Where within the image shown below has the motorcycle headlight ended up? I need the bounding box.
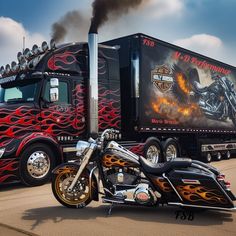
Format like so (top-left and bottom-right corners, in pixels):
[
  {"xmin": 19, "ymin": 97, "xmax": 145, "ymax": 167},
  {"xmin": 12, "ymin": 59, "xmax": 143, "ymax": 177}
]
[{"xmin": 76, "ymin": 141, "xmax": 90, "ymax": 156}]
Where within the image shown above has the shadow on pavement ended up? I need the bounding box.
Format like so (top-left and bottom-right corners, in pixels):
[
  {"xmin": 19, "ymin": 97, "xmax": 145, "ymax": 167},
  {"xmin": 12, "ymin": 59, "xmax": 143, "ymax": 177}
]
[{"xmin": 22, "ymin": 204, "xmax": 234, "ymax": 230}]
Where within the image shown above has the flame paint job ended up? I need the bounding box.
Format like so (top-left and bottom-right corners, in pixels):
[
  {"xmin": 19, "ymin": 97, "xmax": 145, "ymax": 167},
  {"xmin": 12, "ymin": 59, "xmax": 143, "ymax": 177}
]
[
  {"xmin": 152, "ymin": 177, "xmax": 173, "ymax": 192},
  {"xmin": 102, "ymin": 154, "xmax": 136, "ymax": 168},
  {"xmin": 176, "ymin": 185, "xmax": 229, "ymax": 205},
  {"xmin": 128, "ymin": 144, "xmax": 145, "ymax": 156},
  {"xmin": 98, "ymin": 85, "xmax": 121, "ymax": 130},
  {"xmin": 0, "ymin": 159, "xmax": 18, "ymax": 183}
]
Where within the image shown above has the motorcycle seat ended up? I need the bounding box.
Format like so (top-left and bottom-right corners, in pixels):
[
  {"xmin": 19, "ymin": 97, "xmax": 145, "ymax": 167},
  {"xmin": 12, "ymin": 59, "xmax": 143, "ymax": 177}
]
[
  {"xmin": 193, "ymin": 81, "xmax": 209, "ymax": 93},
  {"xmin": 139, "ymin": 156, "xmax": 192, "ymax": 175}
]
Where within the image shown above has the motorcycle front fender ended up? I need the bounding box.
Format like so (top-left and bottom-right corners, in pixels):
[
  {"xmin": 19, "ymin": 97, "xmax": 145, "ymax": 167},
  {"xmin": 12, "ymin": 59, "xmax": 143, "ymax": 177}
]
[{"xmin": 51, "ymin": 162, "xmax": 99, "ymax": 201}]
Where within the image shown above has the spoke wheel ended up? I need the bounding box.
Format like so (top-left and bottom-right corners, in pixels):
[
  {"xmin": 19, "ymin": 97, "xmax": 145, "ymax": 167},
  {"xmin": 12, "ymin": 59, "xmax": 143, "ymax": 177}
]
[{"xmin": 52, "ymin": 167, "xmax": 92, "ymax": 208}]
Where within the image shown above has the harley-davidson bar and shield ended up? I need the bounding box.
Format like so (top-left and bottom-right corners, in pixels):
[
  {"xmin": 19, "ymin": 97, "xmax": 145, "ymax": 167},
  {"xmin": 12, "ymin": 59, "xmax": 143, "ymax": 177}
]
[{"xmin": 51, "ymin": 129, "xmax": 236, "ymax": 211}]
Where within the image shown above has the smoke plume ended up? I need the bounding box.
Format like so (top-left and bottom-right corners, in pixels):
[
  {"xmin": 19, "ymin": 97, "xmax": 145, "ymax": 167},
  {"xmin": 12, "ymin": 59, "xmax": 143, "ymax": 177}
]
[
  {"xmin": 52, "ymin": 11, "xmax": 88, "ymax": 43},
  {"xmin": 51, "ymin": 0, "xmax": 145, "ymax": 42},
  {"xmin": 89, "ymin": 0, "xmax": 144, "ymax": 33}
]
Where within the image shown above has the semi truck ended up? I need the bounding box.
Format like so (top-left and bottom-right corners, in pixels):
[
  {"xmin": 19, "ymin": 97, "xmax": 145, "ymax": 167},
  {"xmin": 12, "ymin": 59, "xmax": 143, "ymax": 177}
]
[{"xmin": 0, "ymin": 32, "xmax": 236, "ymax": 186}]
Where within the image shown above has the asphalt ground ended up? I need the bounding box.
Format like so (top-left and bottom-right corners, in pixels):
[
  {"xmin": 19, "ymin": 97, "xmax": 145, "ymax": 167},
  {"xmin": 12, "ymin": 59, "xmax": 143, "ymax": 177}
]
[{"xmin": 0, "ymin": 159, "xmax": 236, "ymax": 236}]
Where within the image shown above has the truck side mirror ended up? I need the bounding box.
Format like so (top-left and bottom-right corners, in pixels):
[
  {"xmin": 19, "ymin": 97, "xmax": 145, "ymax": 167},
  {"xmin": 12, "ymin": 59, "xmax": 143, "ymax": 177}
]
[
  {"xmin": 50, "ymin": 87, "xmax": 59, "ymax": 102},
  {"xmin": 49, "ymin": 78, "xmax": 59, "ymax": 102}
]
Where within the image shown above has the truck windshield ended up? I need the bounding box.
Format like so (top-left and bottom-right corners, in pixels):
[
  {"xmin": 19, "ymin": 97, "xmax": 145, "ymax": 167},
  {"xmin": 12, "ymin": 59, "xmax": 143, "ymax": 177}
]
[{"xmin": 0, "ymin": 79, "xmax": 40, "ymax": 103}]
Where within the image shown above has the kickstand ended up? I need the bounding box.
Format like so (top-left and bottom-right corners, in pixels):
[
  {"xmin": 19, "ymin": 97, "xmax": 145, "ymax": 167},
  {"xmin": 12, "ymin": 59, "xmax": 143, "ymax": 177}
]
[{"xmin": 107, "ymin": 203, "xmax": 114, "ymax": 216}]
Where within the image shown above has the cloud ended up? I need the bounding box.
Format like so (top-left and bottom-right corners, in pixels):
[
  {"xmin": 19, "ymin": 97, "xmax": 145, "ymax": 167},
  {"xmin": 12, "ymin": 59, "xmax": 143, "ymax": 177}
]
[
  {"xmin": 144, "ymin": 0, "xmax": 184, "ymax": 19},
  {"xmin": 173, "ymin": 34, "xmax": 225, "ymax": 59},
  {"xmin": 0, "ymin": 17, "xmax": 46, "ymax": 66}
]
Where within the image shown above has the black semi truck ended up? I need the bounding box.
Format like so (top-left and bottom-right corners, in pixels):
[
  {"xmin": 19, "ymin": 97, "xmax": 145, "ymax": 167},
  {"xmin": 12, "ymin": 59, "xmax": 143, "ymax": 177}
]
[{"xmin": 0, "ymin": 32, "xmax": 236, "ymax": 186}]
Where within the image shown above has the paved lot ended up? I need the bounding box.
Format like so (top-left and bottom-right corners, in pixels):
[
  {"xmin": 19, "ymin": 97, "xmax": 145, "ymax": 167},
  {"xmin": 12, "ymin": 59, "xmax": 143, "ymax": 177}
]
[{"xmin": 0, "ymin": 159, "xmax": 236, "ymax": 236}]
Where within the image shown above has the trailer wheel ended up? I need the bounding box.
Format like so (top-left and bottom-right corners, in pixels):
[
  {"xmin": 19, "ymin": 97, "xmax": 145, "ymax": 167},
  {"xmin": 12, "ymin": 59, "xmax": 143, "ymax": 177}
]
[
  {"xmin": 202, "ymin": 153, "xmax": 212, "ymax": 163},
  {"xmin": 144, "ymin": 140, "xmax": 163, "ymax": 164},
  {"xmin": 162, "ymin": 139, "xmax": 179, "ymax": 162},
  {"xmin": 19, "ymin": 143, "xmax": 55, "ymax": 186},
  {"xmin": 223, "ymin": 151, "xmax": 231, "ymax": 159},
  {"xmin": 215, "ymin": 152, "xmax": 222, "ymax": 161}
]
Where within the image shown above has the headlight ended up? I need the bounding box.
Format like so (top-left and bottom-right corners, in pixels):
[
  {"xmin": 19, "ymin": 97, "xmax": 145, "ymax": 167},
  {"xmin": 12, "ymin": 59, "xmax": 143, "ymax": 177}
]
[
  {"xmin": 0, "ymin": 148, "xmax": 5, "ymax": 158},
  {"xmin": 76, "ymin": 141, "xmax": 90, "ymax": 156}
]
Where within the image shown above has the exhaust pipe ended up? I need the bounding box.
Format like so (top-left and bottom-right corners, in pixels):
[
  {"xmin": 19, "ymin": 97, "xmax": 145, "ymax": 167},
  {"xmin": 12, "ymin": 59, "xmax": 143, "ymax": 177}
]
[{"xmin": 88, "ymin": 29, "xmax": 98, "ymax": 137}]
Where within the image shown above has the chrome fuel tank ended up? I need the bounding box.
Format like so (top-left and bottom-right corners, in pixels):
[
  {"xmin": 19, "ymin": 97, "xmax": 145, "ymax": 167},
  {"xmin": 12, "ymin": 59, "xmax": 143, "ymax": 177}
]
[{"xmin": 102, "ymin": 141, "xmax": 140, "ymax": 168}]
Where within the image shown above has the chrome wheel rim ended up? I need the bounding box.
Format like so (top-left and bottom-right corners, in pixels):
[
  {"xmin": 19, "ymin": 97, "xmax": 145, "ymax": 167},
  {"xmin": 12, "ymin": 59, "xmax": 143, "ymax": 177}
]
[
  {"xmin": 27, "ymin": 151, "xmax": 50, "ymax": 179},
  {"xmin": 146, "ymin": 145, "xmax": 160, "ymax": 164},
  {"xmin": 216, "ymin": 152, "xmax": 221, "ymax": 160},
  {"xmin": 166, "ymin": 144, "xmax": 177, "ymax": 161}
]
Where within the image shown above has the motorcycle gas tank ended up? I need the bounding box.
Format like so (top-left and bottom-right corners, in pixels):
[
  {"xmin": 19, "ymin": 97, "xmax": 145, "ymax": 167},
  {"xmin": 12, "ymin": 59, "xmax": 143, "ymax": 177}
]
[{"xmin": 102, "ymin": 141, "xmax": 140, "ymax": 168}]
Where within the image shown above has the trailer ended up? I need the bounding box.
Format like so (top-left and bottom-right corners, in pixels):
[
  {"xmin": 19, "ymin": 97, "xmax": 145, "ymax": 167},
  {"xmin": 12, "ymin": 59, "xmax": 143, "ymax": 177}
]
[{"xmin": 0, "ymin": 33, "xmax": 235, "ymax": 186}]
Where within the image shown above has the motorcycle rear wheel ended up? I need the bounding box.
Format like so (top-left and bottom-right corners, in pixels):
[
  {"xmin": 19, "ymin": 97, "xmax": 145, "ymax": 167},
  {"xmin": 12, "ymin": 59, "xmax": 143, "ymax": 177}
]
[{"xmin": 52, "ymin": 167, "xmax": 92, "ymax": 208}]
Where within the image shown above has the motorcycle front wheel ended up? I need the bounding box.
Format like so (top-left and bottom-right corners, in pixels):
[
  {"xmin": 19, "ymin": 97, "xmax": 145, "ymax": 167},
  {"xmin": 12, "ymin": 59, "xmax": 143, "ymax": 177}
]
[{"xmin": 52, "ymin": 167, "xmax": 92, "ymax": 208}]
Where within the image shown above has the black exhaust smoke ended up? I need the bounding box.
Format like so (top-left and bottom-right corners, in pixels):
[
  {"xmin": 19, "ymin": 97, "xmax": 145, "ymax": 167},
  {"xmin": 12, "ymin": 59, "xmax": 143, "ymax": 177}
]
[{"xmin": 89, "ymin": 0, "xmax": 144, "ymax": 33}]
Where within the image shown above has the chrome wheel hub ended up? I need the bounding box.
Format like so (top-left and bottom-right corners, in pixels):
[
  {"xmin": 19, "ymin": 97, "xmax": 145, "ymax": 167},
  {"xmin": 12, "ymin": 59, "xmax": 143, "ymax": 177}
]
[
  {"xmin": 166, "ymin": 144, "xmax": 177, "ymax": 161},
  {"xmin": 146, "ymin": 145, "xmax": 160, "ymax": 164},
  {"xmin": 27, "ymin": 151, "xmax": 50, "ymax": 179}
]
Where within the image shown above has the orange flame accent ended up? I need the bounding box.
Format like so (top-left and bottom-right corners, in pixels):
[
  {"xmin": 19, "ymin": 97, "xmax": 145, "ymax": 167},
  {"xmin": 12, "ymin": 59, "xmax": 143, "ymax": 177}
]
[
  {"xmin": 176, "ymin": 73, "xmax": 191, "ymax": 94},
  {"xmin": 152, "ymin": 97, "xmax": 200, "ymax": 118},
  {"xmin": 176, "ymin": 185, "xmax": 228, "ymax": 205},
  {"xmin": 102, "ymin": 154, "xmax": 133, "ymax": 167},
  {"xmin": 152, "ymin": 177, "xmax": 173, "ymax": 192}
]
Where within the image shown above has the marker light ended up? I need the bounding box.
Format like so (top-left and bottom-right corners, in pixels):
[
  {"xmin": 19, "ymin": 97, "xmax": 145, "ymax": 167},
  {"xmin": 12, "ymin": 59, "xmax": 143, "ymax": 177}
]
[
  {"xmin": 0, "ymin": 66, "xmax": 4, "ymax": 75},
  {"xmin": 42, "ymin": 41, "xmax": 49, "ymax": 52},
  {"xmin": 11, "ymin": 61, "xmax": 19, "ymax": 72},
  {"xmin": 50, "ymin": 39, "xmax": 56, "ymax": 49},
  {"xmin": 5, "ymin": 64, "xmax": 11, "ymax": 74},
  {"xmin": 32, "ymin": 44, "xmax": 40, "ymax": 55},
  {"xmin": 23, "ymin": 48, "xmax": 33, "ymax": 59},
  {"xmin": 17, "ymin": 52, "xmax": 24, "ymax": 62}
]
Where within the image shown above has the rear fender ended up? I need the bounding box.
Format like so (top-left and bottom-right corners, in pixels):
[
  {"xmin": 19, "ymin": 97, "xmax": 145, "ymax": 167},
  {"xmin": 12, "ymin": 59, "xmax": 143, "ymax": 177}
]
[{"xmin": 52, "ymin": 162, "xmax": 99, "ymax": 201}]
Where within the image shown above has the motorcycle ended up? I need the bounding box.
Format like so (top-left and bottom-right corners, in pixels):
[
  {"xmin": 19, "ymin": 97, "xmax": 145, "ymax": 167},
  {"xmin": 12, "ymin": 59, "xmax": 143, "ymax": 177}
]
[
  {"xmin": 51, "ymin": 129, "xmax": 236, "ymax": 211},
  {"xmin": 192, "ymin": 76, "xmax": 236, "ymax": 126}
]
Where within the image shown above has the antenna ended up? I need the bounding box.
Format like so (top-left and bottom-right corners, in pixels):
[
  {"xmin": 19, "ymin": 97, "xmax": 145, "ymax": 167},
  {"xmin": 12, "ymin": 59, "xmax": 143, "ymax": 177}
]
[{"xmin": 23, "ymin": 36, "xmax": 25, "ymax": 53}]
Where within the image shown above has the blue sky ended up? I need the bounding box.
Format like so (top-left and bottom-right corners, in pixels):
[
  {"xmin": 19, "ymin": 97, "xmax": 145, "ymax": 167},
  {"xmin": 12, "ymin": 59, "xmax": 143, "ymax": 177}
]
[{"xmin": 0, "ymin": 0, "xmax": 236, "ymax": 66}]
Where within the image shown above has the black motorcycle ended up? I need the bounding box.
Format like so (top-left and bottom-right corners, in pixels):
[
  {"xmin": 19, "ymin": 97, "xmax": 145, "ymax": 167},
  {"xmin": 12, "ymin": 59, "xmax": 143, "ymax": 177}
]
[
  {"xmin": 192, "ymin": 76, "xmax": 236, "ymax": 126},
  {"xmin": 52, "ymin": 129, "xmax": 236, "ymax": 211}
]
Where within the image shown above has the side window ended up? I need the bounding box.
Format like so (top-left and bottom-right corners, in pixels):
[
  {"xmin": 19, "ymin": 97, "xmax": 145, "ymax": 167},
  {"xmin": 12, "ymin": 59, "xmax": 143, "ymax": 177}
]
[{"xmin": 43, "ymin": 79, "xmax": 69, "ymax": 104}]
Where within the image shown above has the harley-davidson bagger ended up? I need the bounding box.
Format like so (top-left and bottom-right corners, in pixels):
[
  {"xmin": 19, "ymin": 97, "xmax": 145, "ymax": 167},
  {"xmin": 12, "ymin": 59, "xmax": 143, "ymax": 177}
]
[{"xmin": 51, "ymin": 129, "xmax": 236, "ymax": 211}]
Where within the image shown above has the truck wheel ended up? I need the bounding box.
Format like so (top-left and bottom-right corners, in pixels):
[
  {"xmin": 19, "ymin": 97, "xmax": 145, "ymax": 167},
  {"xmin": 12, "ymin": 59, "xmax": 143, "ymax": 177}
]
[
  {"xmin": 144, "ymin": 140, "xmax": 163, "ymax": 164},
  {"xmin": 162, "ymin": 139, "xmax": 179, "ymax": 162},
  {"xmin": 19, "ymin": 144, "xmax": 55, "ymax": 186},
  {"xmin": 202, "ymin": 153, "xmax": 212, "ymax": 163}
]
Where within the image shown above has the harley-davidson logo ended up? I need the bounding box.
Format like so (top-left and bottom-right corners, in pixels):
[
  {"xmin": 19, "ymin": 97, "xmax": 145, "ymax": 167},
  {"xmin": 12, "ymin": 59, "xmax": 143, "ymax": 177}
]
[{"xmin": 151, "ymin": 65, "xmax": 173, "ymax": 92}]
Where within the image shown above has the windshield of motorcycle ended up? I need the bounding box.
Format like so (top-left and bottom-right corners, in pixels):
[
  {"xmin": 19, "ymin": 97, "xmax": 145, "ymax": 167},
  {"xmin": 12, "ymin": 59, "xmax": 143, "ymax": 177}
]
[{"xmin": 0, "ymin": 79, "xmax": 41, "ymax": 103}]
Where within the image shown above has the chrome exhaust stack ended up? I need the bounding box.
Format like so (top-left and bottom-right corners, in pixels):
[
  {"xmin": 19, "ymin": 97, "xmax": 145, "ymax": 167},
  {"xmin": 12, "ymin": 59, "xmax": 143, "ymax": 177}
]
[{"xmin": 88, "ymin": 29, "xmax": 98, "ymax": 137}]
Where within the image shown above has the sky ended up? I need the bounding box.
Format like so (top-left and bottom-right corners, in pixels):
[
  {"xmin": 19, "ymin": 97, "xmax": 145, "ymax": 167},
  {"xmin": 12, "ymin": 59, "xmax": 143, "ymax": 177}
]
[{"xmin": 0, "ymin": 0, "xmax": 236, "ymax": 67}]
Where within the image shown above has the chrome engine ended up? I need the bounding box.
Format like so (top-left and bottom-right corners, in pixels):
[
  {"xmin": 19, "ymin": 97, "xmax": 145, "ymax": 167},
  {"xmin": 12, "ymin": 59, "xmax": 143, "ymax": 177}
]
[{"xmin": 114, "ymin": 183, "xmax": 157, "ymax": 205}]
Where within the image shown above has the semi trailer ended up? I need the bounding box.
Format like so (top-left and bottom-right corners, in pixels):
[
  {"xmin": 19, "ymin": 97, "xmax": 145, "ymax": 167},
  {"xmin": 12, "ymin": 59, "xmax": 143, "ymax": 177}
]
[{"xmin": 0, "ymin": 32, "xmax": 236, "ymax": 186}]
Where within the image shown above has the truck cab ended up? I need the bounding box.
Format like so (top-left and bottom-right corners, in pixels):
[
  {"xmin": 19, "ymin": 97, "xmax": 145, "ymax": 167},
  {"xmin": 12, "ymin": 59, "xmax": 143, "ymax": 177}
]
[{"xmin": 0, "ymin": 41, "xmax": 121, "ymax": 186}]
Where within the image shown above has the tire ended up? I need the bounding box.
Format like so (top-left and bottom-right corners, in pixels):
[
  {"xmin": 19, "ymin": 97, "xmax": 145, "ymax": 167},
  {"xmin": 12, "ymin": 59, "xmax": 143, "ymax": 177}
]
[
  {"xmin": 52, "ymin": 166, "xmax": 92, "ymax": 208},
  {"xmin": 223, "ymin": 151, "xmax": 231, "ymax": 160},
  {"xmin": 162, "ymin": 139, "xmax": 179, "ymax": 162},
  {"xmin": 215, "ymin": 152, "xmax": 222, "ymax": 161},
  {"xmin": 143, "ymin": 139, "xmax": 163, "ymax": 164},
  {"xmin": 201, "ymin": 152, "xmax": 212, "ymax": 163},
  {"xmin": 19, "ymin": 143, "xmax": 55, "ymax": 186}
]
